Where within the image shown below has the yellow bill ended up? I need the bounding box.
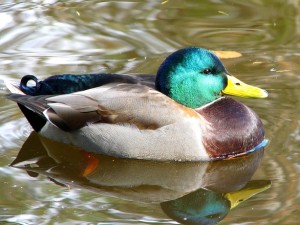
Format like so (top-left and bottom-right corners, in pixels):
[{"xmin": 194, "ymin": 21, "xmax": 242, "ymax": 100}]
[
  {"xmin": 222, "ymin": 75, "xmax": 268, "ymax": 98},
  {"xmin": 225, "ymin": 180, "xmax": 271, "ymax": 209}
]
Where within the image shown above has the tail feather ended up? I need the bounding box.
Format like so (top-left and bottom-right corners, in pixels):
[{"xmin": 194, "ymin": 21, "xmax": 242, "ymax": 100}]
[
  {"xmin": 4, "ymin": 80, "xmax": 25, "ymax": 95},
  {"xmin": 6, "ymin": 94, "xmax": 50, "ymax": 116},
  {"xmin": 17, "ymin": 104, "xmax": 47, "ymax": 132},
  {"xmin": 6, "ymin": 93, "xmax": 51, "ymax": 132}
]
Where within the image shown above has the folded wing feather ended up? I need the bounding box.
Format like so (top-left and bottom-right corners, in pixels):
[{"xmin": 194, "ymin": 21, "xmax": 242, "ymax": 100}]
[{"xmin": 8, "ymin": 83, "xmax": 199, "ymax": 131}]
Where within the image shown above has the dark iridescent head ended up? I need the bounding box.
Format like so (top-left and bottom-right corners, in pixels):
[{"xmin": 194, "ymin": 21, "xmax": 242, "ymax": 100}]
[{"xmin": 155, "ymin": 47, "xmax": 268, "ymax": 108}]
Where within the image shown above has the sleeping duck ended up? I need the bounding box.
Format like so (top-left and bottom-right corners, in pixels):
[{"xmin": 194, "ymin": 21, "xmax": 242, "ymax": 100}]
[{"xmin": 6, "ymin": 47, "xmax": 268, "ymax": 161}]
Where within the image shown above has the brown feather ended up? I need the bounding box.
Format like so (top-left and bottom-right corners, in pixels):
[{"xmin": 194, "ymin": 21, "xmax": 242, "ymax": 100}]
[
  {"xmin": 46, "ymin": 103, "xmax": 102, "ymax": 130},
  {"xmin": 6, "ymin": 94, "xmax": 50, "ymax": 117},
  {"xmin": 45, "ymin": 83, "xmax": 200, "ymax": 130},
  {"xmin": 196, "ymin": 97, "xmax": 264, "ymax": 159},
  {"xmin": 7, "ymin": 83, "xmax": 200, "ymax": 131}
]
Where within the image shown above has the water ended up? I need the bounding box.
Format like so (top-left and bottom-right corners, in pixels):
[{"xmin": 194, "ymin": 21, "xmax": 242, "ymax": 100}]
[{"xmin": 1, "ymin": 0, "xmax": 300, "ymax": 224}]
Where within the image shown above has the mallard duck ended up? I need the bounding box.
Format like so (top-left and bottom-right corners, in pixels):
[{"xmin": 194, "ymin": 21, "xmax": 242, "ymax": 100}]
[{"xmin": 6, "ymin": 47, "xmax": 268, "ymax": 161}]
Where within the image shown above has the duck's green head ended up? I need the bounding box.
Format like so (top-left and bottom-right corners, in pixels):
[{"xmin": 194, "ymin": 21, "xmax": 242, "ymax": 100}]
[{"xmin": 156, "ymin": 47, "xmax": 268, "ymax": 108}]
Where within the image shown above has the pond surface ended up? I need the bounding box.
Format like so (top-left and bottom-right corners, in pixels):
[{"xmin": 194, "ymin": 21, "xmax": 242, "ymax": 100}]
[{"xmin": 0, "ymin": 0, "xmax": 300, "ymax": 224}]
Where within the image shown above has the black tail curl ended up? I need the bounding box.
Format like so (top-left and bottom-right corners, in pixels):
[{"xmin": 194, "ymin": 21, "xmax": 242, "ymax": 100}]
[{"xmin": 20, "ymin": 75, "xmax": 40, "ymax": 95}]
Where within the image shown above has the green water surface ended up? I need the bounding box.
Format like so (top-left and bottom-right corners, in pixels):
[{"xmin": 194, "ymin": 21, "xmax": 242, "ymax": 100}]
[{"xmin": 0, "ymin": 1, "xmax": 300, "ymax": 224}]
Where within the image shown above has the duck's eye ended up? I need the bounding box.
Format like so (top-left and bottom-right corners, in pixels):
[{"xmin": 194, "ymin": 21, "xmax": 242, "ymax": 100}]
[{"xmin": 202, "ymin": 68, "xmax": 212, "ymax": 74}]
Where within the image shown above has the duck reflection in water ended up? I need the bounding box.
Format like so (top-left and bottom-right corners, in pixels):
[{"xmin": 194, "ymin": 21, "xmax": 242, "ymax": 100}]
[{"xmin": 11, "ymin": 132, "xmax": 270, "ymax": 225}]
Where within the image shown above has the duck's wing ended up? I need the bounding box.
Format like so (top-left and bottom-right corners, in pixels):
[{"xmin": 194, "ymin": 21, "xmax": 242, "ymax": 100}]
[{"xmin": 7, "ymin": 83, "xmax": 199, "ymax": 131}]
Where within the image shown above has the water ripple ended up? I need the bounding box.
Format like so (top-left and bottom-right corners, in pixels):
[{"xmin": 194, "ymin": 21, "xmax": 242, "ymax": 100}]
[{"xmin": 1, "ymin": 0, "xmax": 300, "ymax": 224}]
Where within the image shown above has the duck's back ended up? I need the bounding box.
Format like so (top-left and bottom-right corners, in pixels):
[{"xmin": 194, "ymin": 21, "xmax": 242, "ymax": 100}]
[{"xmin": 19, "ymin": 73, "xmax": 155, "ymax": 96}]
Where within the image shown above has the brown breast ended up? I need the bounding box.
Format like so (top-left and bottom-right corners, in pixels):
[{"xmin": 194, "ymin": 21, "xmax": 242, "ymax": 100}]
[{"xmin": 196, "ymin": 97, "xmax": 265, "ymax": 160}]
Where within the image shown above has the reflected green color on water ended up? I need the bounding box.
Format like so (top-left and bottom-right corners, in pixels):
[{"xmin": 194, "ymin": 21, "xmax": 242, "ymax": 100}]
[{"xmin": 0, "ymin": 0, "xmax": 300, "ymax": 224}]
